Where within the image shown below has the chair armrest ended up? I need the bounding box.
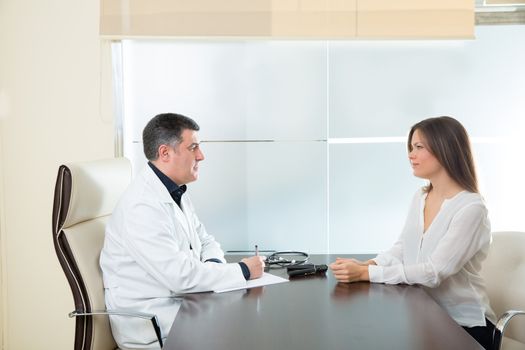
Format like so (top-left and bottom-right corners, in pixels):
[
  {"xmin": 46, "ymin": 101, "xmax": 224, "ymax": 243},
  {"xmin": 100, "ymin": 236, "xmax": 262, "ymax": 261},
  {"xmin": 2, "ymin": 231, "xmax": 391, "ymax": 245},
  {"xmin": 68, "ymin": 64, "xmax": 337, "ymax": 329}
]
[
  {"xmin": 493, "ymin": 310, "xmax": 525, "ymax": 350},
  {"xmin": 69, "ymin": 309, "xmax": 163, "ymax": 348}
]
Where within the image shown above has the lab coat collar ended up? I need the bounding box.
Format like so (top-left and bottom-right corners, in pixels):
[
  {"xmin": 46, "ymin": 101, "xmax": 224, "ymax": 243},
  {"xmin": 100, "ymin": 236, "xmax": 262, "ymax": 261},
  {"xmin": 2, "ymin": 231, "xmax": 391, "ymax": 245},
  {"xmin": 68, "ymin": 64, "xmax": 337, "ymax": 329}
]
[
  {"xmin": 142, "ymin": 165, "xmax": 176, "ymax": 204},
  {"xmin": 142, "ymin": 165, "xmax": 194, "ymax": 239},
  {"xmin": 147, "ymin": 161, "xmax": 187, "ymax": 205}
]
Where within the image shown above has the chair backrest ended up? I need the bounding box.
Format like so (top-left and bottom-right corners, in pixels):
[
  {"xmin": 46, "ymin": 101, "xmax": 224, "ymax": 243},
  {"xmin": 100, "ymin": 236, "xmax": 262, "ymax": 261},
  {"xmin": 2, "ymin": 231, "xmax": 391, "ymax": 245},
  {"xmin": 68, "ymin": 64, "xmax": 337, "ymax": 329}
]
[
  {"xmin": 480, "ymin": 231, "xmax": 525, "ymax": 344},
  {"xmin": 52, "ymin": 158, "xmax": 132, "ymax": 350}
]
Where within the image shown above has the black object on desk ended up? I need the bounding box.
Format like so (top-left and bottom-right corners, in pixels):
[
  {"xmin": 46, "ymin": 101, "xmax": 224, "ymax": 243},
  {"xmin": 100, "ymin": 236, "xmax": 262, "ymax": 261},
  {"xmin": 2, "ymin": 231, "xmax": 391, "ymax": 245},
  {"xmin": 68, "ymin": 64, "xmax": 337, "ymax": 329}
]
[{"xmin": 287, "ymin": 264, "xmax": 328, "ymax": 277}]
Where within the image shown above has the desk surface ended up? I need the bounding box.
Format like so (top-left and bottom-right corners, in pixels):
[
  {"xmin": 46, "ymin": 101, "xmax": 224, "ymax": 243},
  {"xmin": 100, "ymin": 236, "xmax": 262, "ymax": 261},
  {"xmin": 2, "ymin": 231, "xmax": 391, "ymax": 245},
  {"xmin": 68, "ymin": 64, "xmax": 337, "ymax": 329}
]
[{"xmin": 165, "ymin": 255, "xmax": 482, "ymax": 350}]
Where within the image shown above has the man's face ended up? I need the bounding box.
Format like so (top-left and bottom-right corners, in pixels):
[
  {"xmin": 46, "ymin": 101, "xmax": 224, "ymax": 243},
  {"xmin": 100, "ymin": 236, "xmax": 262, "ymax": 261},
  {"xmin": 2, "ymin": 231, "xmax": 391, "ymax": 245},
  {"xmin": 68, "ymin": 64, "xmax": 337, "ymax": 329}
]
[{"xmin": 164, "ymin": 129, "xmax": 205, "ymax": 185}]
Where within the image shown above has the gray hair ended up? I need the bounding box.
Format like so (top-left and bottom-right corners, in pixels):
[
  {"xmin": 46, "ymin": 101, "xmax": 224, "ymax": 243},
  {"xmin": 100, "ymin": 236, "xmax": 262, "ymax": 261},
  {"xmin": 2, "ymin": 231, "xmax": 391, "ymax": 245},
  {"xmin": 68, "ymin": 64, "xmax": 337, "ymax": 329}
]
[{"xmin": 142, "ymin": 113, "xmax": 200, "ymax": 161}]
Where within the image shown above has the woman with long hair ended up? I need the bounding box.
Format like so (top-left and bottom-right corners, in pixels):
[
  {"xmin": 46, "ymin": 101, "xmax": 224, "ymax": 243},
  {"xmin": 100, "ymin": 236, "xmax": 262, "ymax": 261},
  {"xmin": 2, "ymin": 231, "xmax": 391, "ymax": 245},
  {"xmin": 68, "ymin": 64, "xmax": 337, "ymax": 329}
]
[{"xmin": 330, "ymin": 116, "xmax": 496, "ymax": 350}]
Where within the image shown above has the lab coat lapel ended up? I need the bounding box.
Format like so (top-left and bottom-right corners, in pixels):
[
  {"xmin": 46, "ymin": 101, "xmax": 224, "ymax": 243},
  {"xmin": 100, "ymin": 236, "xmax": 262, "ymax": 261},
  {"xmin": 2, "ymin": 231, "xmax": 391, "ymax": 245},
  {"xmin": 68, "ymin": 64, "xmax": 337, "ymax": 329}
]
[
  {"xmin": 143, "ymin": 166, "xmax": 192, "ymax": 240},
  {"xmin": 172, "ymin": 201, "xmax": 191, "ymax": 239},
  {"xmin": 180, "ymin": 196, "xmax": 200, "ymax": 258}
]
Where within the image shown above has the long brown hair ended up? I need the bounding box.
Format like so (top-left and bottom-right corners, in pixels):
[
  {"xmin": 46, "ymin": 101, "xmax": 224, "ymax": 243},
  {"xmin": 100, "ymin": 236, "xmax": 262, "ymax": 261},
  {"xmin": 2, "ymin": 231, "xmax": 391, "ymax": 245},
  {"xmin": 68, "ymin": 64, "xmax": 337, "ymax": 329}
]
[{"xmin": 408, "ymin": 116, "xmax": 478, "ymax": 193}]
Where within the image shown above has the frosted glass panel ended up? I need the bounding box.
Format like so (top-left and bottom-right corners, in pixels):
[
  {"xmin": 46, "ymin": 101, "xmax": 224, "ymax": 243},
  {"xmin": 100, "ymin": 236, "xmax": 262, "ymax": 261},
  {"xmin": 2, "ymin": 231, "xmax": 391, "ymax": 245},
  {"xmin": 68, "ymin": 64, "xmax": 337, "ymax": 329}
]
[
  {"xmin": 189, "ymin": 141, "xmax": 328, "ymax": 252},
  {"xmin": 329, "ymin": 143, "xmax": 424, "ymax": 254},
  {"xmin": 119, "ymin": 24, "xmax": 525, "ymax": 255},
  {"xmin": 185, "ymin": 142, "xmax": 249, "ymax": 251},
  {"xmin": 329, "ymin": 25, "xmax": 525, "ymax": 138},
  {"xmin": 474, "ymin": 141, "xmax": 525, "ymax": 233},
  {"xmin": 125, "ymin": 141, "xmax": 327, "ymax": 252},
  {"xmin": 122, "ymin": 41, "xmax": 327, "ymax": 142}
]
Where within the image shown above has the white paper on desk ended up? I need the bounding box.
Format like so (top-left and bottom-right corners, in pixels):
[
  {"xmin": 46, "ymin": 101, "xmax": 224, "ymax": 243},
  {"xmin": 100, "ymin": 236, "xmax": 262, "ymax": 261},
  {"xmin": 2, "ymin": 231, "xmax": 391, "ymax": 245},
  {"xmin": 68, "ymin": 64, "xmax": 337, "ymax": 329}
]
[{"xmin": 214, "ymin": 272, "xmax": 288, "ymax": 293}]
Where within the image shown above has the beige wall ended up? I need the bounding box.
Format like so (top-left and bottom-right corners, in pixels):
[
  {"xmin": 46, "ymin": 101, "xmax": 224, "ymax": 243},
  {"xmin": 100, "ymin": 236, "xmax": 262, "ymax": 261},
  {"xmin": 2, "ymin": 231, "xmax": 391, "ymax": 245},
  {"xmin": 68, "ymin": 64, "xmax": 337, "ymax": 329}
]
[
  {"xmin": 0, "ymin": 0, "xmax": 114, "ymax": 349},
  {"xmin": 1, "ymin": 117, "xmax": 6, "ymax": 348}
]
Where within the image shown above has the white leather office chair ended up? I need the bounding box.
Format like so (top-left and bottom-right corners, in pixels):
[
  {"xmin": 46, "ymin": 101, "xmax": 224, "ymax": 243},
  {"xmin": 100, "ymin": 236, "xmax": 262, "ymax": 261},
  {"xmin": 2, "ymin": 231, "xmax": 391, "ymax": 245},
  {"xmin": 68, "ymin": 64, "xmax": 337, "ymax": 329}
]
[
  {"xmin": 480, "ymin": 231, "xmax": 525, "ymax": 350},
  {"xmin": 52, "ymin": 158, "xmax": 163, "ymax": 350}
]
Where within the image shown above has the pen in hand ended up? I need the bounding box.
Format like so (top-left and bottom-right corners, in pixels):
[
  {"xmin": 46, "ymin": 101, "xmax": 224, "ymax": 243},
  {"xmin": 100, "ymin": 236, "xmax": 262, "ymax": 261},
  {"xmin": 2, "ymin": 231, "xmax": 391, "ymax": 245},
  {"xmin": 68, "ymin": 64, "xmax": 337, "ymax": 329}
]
[{"xmin": 255, "ymin": 244, "xmax": 259, "ymax": 256}]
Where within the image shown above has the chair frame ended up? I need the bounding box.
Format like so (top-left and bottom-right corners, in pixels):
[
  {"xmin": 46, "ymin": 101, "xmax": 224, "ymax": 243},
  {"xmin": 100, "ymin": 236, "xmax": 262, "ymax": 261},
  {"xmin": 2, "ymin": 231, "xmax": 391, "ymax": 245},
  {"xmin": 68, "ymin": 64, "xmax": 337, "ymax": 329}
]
[
  {"xmin": 52, "ymin": 162, "xmax": 163, "ymax": 349},
  {"xmin": 493, "ymin": 310, "xmax": 525, "ymax": 350},
  {"xmin": 483, "ymin": 231, "xmax": 525, "ymax": 350}
]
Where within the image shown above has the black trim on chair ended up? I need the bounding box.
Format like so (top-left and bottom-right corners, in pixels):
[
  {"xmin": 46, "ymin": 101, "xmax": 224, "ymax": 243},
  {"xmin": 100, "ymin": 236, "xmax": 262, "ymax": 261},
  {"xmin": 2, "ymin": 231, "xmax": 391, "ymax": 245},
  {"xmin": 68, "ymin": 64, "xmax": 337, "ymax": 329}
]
[
  {"xmin": 53, "ymin": 166, "xmax": 71, "ymax": 235},
  {"xmin": 52, "ymin": 165, "xmax": 93, "ymax": 350}
]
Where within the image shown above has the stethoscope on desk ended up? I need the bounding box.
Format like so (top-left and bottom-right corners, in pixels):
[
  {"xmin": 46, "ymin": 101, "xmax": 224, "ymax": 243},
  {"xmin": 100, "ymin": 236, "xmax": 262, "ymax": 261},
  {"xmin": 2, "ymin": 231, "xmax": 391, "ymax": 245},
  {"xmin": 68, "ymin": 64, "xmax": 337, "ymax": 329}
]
[{"xmin": 266, "ymin": 251, "xmax": 309, "ymax": 268}]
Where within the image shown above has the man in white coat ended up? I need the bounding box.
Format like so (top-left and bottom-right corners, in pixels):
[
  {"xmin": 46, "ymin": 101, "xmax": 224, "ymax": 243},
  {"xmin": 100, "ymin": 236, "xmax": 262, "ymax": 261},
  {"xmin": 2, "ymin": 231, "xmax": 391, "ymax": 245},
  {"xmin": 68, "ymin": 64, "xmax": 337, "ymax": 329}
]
[{"xmin": 100, "ymin": 113, "xmax": 265, "ymax": 349}]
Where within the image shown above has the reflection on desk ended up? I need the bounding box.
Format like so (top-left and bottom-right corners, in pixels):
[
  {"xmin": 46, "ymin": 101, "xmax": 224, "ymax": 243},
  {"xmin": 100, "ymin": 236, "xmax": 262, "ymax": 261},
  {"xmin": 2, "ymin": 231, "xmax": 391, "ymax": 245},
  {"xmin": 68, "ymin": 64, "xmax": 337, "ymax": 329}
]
[{"xmin": 165, "ymin": 255, "xmax": 482, "ymax": 350}]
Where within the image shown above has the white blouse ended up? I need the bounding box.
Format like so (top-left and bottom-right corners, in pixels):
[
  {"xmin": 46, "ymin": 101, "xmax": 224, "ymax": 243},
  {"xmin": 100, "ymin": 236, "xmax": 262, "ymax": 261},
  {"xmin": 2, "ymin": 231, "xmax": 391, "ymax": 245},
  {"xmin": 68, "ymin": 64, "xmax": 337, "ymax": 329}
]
[{"xmin": 368, "ymin": 189, "xmax": 496, "ymax": 327}]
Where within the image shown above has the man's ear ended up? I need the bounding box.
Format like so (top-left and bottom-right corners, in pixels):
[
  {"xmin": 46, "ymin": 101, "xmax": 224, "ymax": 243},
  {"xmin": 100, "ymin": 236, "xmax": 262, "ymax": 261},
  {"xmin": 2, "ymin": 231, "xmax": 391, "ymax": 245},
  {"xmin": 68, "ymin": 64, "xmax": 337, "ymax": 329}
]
[{"xmin": 158, "ymin": 144, "xmax": 171, "ymax": 162}]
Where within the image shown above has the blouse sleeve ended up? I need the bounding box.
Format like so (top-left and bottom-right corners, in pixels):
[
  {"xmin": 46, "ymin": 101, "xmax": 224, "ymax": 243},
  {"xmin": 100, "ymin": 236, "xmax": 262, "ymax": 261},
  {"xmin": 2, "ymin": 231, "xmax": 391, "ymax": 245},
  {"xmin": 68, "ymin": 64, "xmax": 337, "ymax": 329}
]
[
  {"xmin": 368, "ymin": 203, "xmax": 490, "ymax": 287},
  {"xmin": 373, "ymin": 238, "xmax": 403, "ymax": 266}
]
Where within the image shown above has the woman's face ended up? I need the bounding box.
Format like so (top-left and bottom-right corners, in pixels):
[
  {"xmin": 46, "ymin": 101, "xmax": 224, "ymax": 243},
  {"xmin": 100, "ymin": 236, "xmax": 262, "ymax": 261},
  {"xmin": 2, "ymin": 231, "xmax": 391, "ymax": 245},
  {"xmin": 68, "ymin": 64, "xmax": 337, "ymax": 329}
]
[{"xmin": 408, "ymin": 129, "xmax": 443, "ymax": 180}]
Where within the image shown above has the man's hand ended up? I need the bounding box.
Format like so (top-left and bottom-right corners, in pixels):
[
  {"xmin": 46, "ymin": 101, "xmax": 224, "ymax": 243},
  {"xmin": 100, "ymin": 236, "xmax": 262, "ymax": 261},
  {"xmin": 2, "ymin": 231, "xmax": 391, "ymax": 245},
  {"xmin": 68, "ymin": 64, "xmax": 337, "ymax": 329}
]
[{"xmin": 241, "ymin": 256, "xmax": 266, "ymax": 280}]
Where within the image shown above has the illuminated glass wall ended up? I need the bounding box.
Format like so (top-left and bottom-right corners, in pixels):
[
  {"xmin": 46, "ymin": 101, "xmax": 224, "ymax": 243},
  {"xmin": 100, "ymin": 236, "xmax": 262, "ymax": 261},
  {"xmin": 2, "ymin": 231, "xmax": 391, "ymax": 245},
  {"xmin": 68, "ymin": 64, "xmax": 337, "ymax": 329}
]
[{"xmin": 118, "ymin": 25, "xmax": 525, "ymax": 253}]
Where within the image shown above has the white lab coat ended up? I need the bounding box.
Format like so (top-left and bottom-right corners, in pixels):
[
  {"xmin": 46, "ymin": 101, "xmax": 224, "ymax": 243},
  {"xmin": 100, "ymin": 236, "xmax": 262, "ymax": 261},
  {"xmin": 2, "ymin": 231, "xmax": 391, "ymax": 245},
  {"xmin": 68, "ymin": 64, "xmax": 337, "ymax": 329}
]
[{"xmin": 100, "ymin": 165, "xmax": 246, "ymax": 349}]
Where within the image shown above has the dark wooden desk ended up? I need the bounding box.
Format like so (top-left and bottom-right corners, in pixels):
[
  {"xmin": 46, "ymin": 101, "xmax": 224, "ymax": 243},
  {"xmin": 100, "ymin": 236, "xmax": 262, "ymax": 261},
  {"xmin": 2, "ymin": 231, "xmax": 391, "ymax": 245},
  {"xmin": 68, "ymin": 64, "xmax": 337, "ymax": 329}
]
[{"xmin": 165, "ymin": 255, "xmax": 482, "ymax": 350}]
